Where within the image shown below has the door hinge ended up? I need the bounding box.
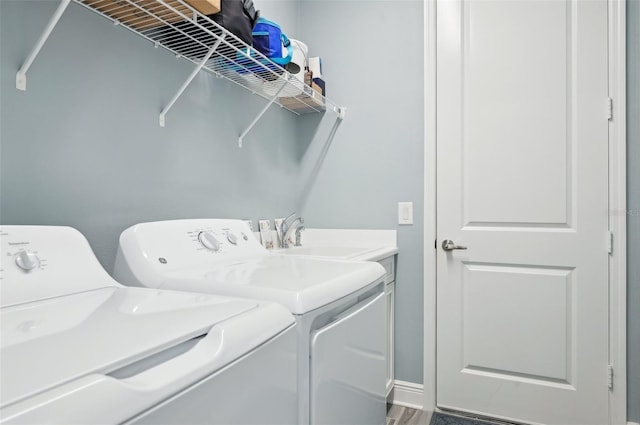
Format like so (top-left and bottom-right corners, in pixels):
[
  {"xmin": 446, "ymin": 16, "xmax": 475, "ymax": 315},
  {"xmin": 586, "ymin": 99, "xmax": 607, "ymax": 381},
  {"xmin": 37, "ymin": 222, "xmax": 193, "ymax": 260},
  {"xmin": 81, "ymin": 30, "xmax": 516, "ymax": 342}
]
[
  {"xmin": 607, "ymin": 230, "xmax": 613, "ymax": 255},
  {"xmin": 608, "ymin": 365, "xmax": 614, "ymax": 389},
  {"xmin": 607, "ymin": 97, "xmax": 613, "ymax": 120}
]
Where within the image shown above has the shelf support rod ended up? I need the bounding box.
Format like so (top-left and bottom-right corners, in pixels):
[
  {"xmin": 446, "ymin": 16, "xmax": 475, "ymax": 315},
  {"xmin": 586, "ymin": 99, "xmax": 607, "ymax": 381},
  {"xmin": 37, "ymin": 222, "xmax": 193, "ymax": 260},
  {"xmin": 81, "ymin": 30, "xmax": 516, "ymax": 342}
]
[
  {"xmin": 159, "ymin": 35, "xmax": 225, "ymax": 127},
  {"xmin": 16, "ymin": 0, "xmax": 71, "ymax": 91},
  {"xmin": 238, "ymin": 80, "xmax": 288, "ymax": 148}
]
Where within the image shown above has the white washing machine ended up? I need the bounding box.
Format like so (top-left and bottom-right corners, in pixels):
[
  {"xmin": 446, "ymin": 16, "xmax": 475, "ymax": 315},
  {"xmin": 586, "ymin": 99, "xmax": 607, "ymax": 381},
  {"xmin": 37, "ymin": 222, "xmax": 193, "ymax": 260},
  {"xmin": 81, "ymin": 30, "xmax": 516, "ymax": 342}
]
[
  {"xmin": 0, "ymin": 225, "xmax": 297, "ymax": 425},
  {"xmin": 113, "ymin": 219, "xmax": 387, "ymax": 425}
]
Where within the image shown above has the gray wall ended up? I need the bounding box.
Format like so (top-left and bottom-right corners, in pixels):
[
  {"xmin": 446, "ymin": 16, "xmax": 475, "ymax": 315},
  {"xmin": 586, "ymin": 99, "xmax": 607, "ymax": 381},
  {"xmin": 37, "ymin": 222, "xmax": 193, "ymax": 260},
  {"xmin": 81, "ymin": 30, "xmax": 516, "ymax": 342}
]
[
  {"xmin": 627, "ymin": 0, "xmax": 640, "ymax": 421},
  {"xmin": 1, "ymin": 0, "xmax": 301, "ymax": 271},
  {"xmin": 295, "ymin": 1, "xmax": 425, "ymax": 384},
  {"xmin": 2, "ymin": 0, "xmax": 425, "ymax": 387},
  {"xmin": 1, "ymin": 0, "xmax": 638, "ymax": 419}
]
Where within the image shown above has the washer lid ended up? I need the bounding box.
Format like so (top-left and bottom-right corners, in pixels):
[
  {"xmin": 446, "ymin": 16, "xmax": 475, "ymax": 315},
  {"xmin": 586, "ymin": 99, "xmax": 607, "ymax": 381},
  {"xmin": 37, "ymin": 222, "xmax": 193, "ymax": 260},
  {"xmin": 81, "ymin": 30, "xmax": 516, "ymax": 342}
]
[
  {"xmin": 161, "ymin": 255, "xmax": 386, "ymax": 314},
  {"xmin": 0, "ymin": 286, "xmax": 267, "ymax": 408}
]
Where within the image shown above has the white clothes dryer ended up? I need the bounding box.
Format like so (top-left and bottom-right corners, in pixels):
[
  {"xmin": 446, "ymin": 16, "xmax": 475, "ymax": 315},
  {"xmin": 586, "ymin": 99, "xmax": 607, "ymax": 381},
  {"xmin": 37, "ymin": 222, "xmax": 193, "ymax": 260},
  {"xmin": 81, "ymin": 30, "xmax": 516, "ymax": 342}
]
[
  {"xmin": 113, "ymin": 219, "xmax": 387, "ymax": 425},
  {"xmin": 0, "ymin": 225, "xmax": 297, "ymax": 425}
]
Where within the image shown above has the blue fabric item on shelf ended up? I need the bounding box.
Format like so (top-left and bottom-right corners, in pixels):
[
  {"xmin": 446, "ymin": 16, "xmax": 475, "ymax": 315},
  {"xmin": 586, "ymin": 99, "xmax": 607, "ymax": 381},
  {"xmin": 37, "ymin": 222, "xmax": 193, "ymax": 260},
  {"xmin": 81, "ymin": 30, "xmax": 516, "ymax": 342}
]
[
  {"xmin": 251, "ymin": 18, "xmax": 294, "ymax": 66},
  {"xmin": 214, "ymin": 49, "xmax": 283, "ymax": 77}
]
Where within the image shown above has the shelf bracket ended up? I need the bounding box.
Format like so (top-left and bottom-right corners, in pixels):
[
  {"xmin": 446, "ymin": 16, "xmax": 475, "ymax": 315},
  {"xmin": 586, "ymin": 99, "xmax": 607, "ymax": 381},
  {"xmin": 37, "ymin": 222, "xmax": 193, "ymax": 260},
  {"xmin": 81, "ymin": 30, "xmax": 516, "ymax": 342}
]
[
  {"xmin": 159, "ymin": 35, "xmax": 225, "ymax": 127},
  {"xmin": 16, "ymin": 0, "xmax": 71, "ymax": 91},
  {"xmin": 238, "ymin": 79, "xmax": 288, "ymax": 148},
  {"xmin": 335, "ymin": 106, "xmax": 347, "ymax": 120}
]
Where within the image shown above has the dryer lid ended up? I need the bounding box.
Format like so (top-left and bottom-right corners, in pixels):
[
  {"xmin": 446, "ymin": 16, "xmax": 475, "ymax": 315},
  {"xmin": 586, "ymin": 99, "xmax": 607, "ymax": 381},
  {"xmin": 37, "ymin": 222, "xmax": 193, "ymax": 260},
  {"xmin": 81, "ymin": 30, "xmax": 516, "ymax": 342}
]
[
  {"xmin": 162, "ymin": 255, "xmax": 386, "ymax": 314},
  {"xmin": 0, "ymin": 286, "xmax": 270, "ymax": 408}
]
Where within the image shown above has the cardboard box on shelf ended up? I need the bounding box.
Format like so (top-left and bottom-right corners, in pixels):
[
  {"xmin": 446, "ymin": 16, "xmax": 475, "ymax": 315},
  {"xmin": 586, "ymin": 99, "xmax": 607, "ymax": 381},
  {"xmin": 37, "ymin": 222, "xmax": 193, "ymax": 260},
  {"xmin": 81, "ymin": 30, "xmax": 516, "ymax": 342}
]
[
  {"xmin": 300, "ymin": 71, "xmax": 325, "ymax": 96},
  {"xmin": 82, "ymin": 0, "xmax": 219, "ymax": 31},
  {"xmin": 310, "ymin": 82, "xmax": 322, "ymax": 96},
  {"xmin": 184, "ymin": 0, "xmax": 220, "ymax": 15},
  {"xmin": 279, "ymin": 83, "xmax": 326, "ymax": 113}
]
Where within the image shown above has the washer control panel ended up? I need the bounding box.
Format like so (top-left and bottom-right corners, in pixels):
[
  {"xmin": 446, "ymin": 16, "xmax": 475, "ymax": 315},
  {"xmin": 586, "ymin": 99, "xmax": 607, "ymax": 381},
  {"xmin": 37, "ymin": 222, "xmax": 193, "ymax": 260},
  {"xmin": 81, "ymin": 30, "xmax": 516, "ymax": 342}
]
[
  {"xmin": 183, "ymin": 222, "xmax": 258, "ymax": 257},
  {"xmin": 2, "ymin": 234, "xmax": 48, "ymax": 277},
  {"xmin": 1, "ymin": 226, "xmax": 116, "ymax": 308},
  {"xmin": 115, "ymin": 219, "xmax": 267, "ymax": 282}
]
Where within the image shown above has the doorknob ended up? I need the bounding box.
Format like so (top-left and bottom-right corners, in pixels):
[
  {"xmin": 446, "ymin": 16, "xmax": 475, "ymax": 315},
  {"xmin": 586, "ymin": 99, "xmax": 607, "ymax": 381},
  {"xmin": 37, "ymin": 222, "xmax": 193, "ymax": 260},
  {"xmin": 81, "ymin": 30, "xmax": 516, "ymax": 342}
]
[{"xmin": 441, "ymin": 240, "xmax": 467, "ymax": 251}]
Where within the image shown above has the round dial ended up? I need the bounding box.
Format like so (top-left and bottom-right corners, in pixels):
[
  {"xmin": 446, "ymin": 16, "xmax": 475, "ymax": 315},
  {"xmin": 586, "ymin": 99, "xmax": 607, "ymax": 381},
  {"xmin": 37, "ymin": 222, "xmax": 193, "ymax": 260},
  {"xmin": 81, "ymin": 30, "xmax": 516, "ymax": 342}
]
[
  {"xmin": 15, "ymin": 250, "xmax": 39, "ymax": 271},
  {"xmin": 198, "ymin": 232, "xmax": 220, "ymax": 251},
  {"xmin": 226, "ymin": 231, "xmax": 238, "ymax": 245}
]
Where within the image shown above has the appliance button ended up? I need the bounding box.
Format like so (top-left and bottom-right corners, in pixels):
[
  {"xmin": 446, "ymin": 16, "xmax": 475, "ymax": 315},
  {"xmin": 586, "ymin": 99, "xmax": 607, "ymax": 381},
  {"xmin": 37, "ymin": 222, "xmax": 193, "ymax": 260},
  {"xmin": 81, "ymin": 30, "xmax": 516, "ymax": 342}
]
[
  {"xmin": 198, "ymin": 232, "xmax": 220, "ymax": 251},
  {"xmin": 15, "ymin": 251, "xmax": 39, "ymax": 271},
  {"xmin": 227, "ymin": 232, "xmax": 238, "ymax": 245}
]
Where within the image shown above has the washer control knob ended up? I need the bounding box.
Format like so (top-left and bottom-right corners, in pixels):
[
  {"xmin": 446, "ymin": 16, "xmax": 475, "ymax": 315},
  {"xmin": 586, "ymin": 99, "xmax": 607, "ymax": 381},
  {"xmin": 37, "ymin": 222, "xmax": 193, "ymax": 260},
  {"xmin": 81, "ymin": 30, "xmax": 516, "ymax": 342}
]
[
  {"xmin": 16, "ymin": 251, "xmax": 39, "ymax": 271},
  {"xmin": 198, "ymin": 232, "xmax": 220, "ymax": 251},
  {"xmin": 226, "ymin": 232, "xmax": 238, "ymax": 245}
]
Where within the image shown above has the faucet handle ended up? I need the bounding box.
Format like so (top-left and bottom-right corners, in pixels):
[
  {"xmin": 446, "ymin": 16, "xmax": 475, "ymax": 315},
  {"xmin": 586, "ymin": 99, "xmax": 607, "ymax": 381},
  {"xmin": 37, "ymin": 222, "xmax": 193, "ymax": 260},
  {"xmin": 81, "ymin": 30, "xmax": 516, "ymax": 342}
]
[
  {"xmin": 294, "ymin": 226, "xmax": 305, "ymax": 247},
  {"xmin": 283, "ymin": 212, "xmax": 298, "ymax": 225}
]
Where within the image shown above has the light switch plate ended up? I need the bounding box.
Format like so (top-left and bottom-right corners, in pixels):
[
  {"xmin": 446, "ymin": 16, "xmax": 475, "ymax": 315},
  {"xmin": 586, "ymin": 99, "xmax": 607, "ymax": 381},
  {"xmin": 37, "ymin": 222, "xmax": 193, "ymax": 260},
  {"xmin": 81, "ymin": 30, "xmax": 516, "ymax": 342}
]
[{"xmin": 398, "ymin": 202, "xmax": 413, "ymax": 225}]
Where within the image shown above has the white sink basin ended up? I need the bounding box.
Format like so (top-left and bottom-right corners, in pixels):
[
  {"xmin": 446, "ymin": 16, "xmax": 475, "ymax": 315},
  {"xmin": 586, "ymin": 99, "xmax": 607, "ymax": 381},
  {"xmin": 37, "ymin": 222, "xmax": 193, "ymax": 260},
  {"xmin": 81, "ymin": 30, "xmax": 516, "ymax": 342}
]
[{"xmin": 274, "ymin": 246, "xmax": 377, "ymax": 259}]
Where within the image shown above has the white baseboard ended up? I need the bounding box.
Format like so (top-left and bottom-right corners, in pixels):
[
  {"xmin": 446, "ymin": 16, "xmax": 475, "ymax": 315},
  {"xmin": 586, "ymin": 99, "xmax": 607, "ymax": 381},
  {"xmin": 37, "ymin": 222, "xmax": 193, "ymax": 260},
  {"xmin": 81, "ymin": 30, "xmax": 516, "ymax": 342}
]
[
  {"xmin": 390, "ymin": 380, "xmax": 424, "ymax": 410},
  {"xmin": 628, "ymin": 422, "xmax": 639, "ymax": 425}
]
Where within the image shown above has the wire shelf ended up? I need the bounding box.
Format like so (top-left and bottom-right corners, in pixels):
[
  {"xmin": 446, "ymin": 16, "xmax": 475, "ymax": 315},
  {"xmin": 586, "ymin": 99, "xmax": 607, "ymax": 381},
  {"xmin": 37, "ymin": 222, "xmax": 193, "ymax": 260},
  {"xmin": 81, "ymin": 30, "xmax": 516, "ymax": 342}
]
[{"xmin": 75, "ymin": 0, "xmax": 342, "ymax": 117}]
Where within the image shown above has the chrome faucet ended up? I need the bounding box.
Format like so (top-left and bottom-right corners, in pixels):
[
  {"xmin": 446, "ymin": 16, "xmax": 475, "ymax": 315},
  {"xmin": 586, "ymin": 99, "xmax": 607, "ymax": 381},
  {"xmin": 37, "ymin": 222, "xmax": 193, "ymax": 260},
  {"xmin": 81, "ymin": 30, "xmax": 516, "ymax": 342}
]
[{"xmin": 281, "ymin": 212, "xmax": 304, "ymax": 248}]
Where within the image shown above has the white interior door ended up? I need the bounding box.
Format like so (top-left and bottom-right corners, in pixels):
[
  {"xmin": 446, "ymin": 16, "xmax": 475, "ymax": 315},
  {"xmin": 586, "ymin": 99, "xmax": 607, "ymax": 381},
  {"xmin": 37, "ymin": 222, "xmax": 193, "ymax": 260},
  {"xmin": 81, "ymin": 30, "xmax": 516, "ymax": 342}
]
[{"xmin": 436, "ymin": 0, "xmax": 610, "ymax": 424}]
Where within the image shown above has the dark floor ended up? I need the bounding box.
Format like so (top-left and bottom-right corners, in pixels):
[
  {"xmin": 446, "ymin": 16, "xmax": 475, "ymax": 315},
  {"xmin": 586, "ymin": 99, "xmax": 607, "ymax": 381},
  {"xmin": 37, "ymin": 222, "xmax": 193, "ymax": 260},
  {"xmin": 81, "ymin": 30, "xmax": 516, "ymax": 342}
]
[
  {"xmin": 429, "ymin": 411, "xmax": 506, "ymax": 425},
  {"xmin": 386, "ymin": 405, "xmax": 507, "ymax": 425}
]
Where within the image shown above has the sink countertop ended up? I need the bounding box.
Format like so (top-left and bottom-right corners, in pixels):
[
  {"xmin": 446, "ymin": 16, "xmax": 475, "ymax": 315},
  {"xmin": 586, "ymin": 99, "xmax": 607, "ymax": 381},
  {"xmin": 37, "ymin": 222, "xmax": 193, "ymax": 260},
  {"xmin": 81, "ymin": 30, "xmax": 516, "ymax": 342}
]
[{"xmin": 269, "ymin": 228, "xmax": 398, "ymax": 262}]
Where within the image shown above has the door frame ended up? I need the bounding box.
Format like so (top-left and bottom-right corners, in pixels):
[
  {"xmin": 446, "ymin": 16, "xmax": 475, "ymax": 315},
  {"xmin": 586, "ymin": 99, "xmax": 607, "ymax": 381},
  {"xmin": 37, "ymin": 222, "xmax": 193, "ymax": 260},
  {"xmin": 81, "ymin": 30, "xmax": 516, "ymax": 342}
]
[{"xmin": 421, "ymin": 0, "xmax": 628, "ymax": 423}]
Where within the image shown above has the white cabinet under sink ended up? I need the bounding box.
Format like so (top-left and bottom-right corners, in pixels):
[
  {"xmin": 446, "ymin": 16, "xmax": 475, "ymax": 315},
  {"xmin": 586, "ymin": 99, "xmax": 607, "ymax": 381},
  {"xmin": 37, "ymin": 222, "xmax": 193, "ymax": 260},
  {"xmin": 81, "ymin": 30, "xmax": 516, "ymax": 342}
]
[{"xmin": 378, "ymin": 255, "xmax": 396, "ymax": 398}]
